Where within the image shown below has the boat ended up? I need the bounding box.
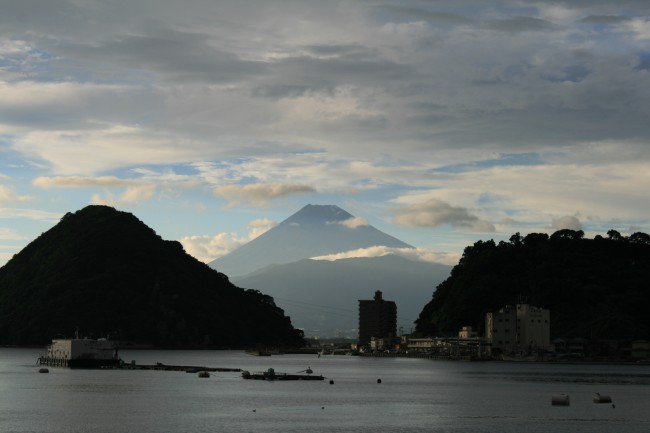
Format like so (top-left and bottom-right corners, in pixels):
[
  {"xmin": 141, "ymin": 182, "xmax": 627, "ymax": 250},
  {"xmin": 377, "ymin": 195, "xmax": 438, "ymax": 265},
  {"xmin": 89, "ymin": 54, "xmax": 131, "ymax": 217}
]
[
  {"xmin": 551, "ymin": 394, "xmax": 570, "ymax": 406},
  {"xmin": 37, "ymin": 338, "xmax": 121, "ymax": 368},
  {"xmin": 245, "ymin": 350, "xmax": 272, "ymax": 356},
  {"xmin": 241, "ymin": 368, "xmax": 324, "ymax": 381},
  {"xmin": 593, "ymin": 393, "xmax": 612, "ymax": 403}
]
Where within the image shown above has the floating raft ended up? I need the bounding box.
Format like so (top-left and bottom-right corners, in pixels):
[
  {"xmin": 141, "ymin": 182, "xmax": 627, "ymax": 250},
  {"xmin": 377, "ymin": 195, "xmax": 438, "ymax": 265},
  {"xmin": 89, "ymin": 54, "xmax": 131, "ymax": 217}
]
[
  {"xmin": 119, "ymin": 362, "xmax": 241, "ymax": 373},
  {"xmin": 241, "ymin": 369, "xmax": 324, "ymax": 381}
]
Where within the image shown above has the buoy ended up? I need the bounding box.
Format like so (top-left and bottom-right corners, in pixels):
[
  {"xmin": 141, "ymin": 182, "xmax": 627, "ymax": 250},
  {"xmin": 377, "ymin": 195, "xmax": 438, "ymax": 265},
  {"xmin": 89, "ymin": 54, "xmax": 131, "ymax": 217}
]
[
  {"xmin": 329, "ymin": 379, "xmax": 334, "ymax": 384},
  {"xmin": 377, "ymin": 378, "xmax": 382, "ymax": 384},
  {"xmin": 551, "ymin": 394, "xmax": 570, "ymax": 406}
]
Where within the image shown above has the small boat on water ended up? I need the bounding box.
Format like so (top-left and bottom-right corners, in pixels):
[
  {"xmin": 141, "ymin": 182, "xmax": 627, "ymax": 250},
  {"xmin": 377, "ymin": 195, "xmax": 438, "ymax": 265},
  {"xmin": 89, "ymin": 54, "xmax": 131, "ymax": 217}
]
[
  {"xmin": 241, "ymin": 368, "xmax": 324, "ymax": 381},
  {"xmin": 593, "ymin": 393, "xmax": 612, "ymax": 403},
  {"xmin": 245, "ymin": 350, "xmax": 272, "ymax": 356}
]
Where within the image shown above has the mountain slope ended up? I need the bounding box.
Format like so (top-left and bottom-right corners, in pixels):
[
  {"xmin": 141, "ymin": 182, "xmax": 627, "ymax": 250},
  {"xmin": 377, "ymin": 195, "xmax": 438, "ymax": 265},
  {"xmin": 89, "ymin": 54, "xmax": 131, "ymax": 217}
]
[
  {"xmin": 415, "ymin": 231, "xmax": 650, "ymax": 340},
  {"xmin": 209, "ymin": 204, "xmax": 413, "ymax": 277},
  {"xmin": 0, "ymin": 205, "xmax": 303, "ymax": 347},
  {"xmin": 234, "ymin": 255, "xmax": 451, "ymax": 336}
]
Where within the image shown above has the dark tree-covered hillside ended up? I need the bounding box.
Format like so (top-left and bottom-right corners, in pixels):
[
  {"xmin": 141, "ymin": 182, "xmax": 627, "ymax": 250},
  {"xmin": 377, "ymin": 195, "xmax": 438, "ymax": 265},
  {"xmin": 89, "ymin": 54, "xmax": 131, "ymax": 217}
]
[
  {"xmin": 415, "ymin": 230, "xmax": 650, "ymax": 341},
  {"xmin": 0, "ymin": 205, "xmax": 304, "ymax": 347}
]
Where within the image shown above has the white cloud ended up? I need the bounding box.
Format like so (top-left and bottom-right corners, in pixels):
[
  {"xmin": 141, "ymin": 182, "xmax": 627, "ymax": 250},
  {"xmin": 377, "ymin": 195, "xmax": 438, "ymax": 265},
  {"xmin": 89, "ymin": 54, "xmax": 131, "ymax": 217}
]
[
  {"xmin": 622, "ymin": 17, "xmax": 650, "ymax": 40},
  {"xmin": 179, "ymin": 232, "xmax": 248, "ymax": 264},
  {"xmin": 0, "ymin": 185, "xmax": 33, "ymax": 203},
  {"xmin": 336, "ymin": 217, "xmax": 369, "ymax": 229},
  {"xmin": 0, "ymin": 228, "xmax": 25, "ymax": 241},
  {"xmin": 120, "ymin": 184, "xmax": 157, "ymax": 204},
  {"xmin": 180, "ymin": 217, "xmax": 277, "ymax": 263},
  {"xmin": 90, "ymin": 183, "xmax": 157, "ymax": 207},
  {"xmin": 213, "ymin": 183, "xmax": 316, "ymax": 207},
  {"xmin": 12, "ymin": 123, "xmax": 207, "ymax": 175},
  {"xmin": 310, "ymin": 245, "xmax": 460, "ymax": 266}
]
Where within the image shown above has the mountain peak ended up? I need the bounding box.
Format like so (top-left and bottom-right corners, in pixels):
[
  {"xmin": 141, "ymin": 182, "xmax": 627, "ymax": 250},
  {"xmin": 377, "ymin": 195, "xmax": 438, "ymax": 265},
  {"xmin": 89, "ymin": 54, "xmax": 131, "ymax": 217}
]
[{"xmin": 283, "ymin": 204, "xmax": 353, "ymax": 225}]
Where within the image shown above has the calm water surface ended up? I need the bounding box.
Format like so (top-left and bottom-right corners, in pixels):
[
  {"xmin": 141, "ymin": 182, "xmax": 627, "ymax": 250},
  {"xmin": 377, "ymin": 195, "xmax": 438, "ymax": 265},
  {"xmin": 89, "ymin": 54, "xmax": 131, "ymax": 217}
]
[{"xmin": 1, "ymin": 348, "xmax": 649, "ymax": 432}]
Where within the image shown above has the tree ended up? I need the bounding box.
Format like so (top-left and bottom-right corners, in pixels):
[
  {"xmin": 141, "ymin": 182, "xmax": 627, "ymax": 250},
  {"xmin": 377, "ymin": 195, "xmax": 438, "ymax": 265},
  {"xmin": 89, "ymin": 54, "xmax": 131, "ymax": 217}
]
[
  {"xmin": 607, "ymin": 229, "xmax": 622, "ymax": 241},
  {"xmin": 629, "ymin": 232, "xmax": 650, "ymax": 245},
  {"xmin": 550, "ymin": 229, "xmax": 585, "ymax": 242}
]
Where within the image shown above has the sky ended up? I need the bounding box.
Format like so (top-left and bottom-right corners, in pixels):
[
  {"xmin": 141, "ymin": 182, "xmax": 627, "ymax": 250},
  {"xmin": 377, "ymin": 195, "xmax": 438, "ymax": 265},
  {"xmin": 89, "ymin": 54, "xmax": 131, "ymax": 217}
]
[{"xmin": 1, "ymin": 0, "xmax": 650, "ymax": 269}]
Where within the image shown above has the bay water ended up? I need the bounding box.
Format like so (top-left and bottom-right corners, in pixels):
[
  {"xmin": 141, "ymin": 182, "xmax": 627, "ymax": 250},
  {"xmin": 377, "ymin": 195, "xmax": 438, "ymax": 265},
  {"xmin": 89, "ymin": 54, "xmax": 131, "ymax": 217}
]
[{"xmin": 1, "ymin": 348, "xmax": 649, "ymax": 432}]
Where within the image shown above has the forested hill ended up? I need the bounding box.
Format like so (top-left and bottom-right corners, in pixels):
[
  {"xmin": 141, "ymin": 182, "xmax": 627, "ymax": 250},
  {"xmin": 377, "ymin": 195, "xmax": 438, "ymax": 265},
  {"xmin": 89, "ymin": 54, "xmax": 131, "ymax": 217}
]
[
  {"xmin": 415, "ymin": 230, "xmax": 650, "ymax": 341},
  {"xmin": 0, "ymin": 205, "xmax": 304, "ymax": 347}
]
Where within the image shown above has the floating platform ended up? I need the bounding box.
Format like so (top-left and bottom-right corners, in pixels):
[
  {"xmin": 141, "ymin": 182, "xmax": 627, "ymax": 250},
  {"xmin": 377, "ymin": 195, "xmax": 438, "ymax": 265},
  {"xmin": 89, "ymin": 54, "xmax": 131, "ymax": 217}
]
[
  {"xmin": 119, "ymin": 363, "xmax": 241, "ymax": 373},
  {"xmin": 241, "ymin": 369, "xmax": 324, "ymax": 381},
  {"xmin": 38, "ymin": 356, "xmax": 121, "ymax": 368}
]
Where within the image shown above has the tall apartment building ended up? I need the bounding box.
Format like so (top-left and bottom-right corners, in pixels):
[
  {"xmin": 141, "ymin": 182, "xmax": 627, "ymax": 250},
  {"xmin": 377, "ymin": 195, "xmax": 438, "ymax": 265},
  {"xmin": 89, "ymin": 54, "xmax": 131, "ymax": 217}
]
[
  {"xmin": 485, "ymin": 304, "xmax": 550, "ymax": 355},
  {"xmin": 358, "ymin": 290, "xmax": 397, "ymax": 347}
]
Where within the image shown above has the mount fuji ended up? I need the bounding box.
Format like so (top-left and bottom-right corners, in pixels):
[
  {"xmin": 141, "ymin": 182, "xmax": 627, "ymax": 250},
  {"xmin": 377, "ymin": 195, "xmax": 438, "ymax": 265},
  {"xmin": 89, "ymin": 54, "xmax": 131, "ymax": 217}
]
[
  {"xmin": 209, "ymin": 204, "xmax": 413, "ymax": 278},
  {"xmin": 209, "ymin": 204, "xmax": 452, "ymax": 337}
]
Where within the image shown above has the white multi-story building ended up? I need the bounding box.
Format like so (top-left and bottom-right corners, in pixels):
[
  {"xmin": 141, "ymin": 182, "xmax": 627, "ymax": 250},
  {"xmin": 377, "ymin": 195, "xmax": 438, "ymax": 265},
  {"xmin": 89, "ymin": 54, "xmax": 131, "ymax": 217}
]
[{"xmin": 485, "ymin": 304, "xmax": 550, "ymax": 355}]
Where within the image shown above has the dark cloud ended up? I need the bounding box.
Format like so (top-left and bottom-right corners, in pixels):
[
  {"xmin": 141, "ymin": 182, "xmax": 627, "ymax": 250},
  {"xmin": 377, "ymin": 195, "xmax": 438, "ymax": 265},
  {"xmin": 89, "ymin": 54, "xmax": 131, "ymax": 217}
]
[
  {"xmin": 54, "ymin": 29, "xmax": 269, "ymax": 83},
  {"xmin": 578, "ymin": 15, "xmax": 630, "ymax": 24},
  {"xmin": 383, "ymin": 6, "xmax": 475, "ymax": 26},
  {"xmin": 483, "ymin": 16, "xmax": 559, "ymax": 33},
  {"xmin": 551, "ymin": 215, "xmax": 583, "ymax": 231},
  {"xmin": 303, "ymin": 44, "xmax": 370, "ymax": 57},
  {"xmin": 393, "ymin": 199, "xmax": 495, "ymax": 232}
]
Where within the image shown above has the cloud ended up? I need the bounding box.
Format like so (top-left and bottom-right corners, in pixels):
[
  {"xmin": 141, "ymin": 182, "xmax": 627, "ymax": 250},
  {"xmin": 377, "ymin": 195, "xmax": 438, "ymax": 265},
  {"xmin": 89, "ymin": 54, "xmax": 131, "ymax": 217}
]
[
  {"xmin": 57, "ymin": 28, "xmax": 270, "ymax": 84},
  {"xmin": 550, "ymin": 215, "xmax": 583, "ymax": 231},
  {"xmin": 336, "ymin": 217, "xmax": 369, "ymax": 229},
  {"xmin": 579, "ymin": 15, "xmax": 628, "ymax": 25},
  {"xmin": 1, "ymin": 0, "xmax": 650, "ymax": 262},
  {"xmin": 213, "ymin": 183, "xmax": 316, "ymax": 207},
  {"xmin": 180, "ymin": 218, "xmax": 277, "ymax": 263},
  {"xmin": 392, "ymin": 199, "xmax": 495, "ymax": 232},
  {"xmin": 0, "ymin": 185, "xmax": 33, "ymax": 203},
  {"xmin": 483, "ymin": 16, "xmax": 558, "ymax": 33},
  {"xmin": 90, "ymin": 184, "xmax": 157, "ymax": 207},
  {"xmin": 34, "ymin": 176, "xmax": 158, "ymax": 207},
  {"xmin": 13, "ymin": 124, "xmax": 210, "ymax": 175},
  {"xmin": 310, "ymin": 246, "xmax": 460, "ymax": 266},
  {"xmin": 616, "ymin": 17, "xmax": 650, "ymax": 41},
  {"xmin": 33, "ymin": 176, "xmax": 139, "ymax": 188},
  {"xmin": 0, "ymin": 228, "xmax": 25, "ymax": 241},
  {"xmin": 0, "ymin": 207, "xmax": 62, "ymax": 221},
  {"xmin": 120, "ymin": 184, "xmax": 157, "ymax": 204}
]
